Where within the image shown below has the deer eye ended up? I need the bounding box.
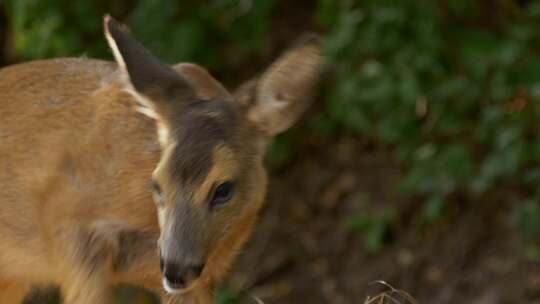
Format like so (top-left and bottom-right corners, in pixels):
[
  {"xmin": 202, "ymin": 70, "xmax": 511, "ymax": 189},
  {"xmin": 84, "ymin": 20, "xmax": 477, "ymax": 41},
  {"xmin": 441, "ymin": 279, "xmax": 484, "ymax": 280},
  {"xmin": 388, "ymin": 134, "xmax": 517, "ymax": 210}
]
[{"xmin": 211, "ymin": 181, "xmax": 235, "ymax": 207}]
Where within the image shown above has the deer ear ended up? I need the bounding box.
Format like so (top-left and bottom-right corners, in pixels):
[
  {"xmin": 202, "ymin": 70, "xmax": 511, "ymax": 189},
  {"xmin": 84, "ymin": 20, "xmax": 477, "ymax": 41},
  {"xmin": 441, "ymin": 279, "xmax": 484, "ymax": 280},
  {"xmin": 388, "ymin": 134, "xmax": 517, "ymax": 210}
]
[
  {"xmin": 103, "ymin": 15, "xmax": 195, "ymax": 119},
  {"xmin": 239, "ymin": 35, "xmax": 323, "ymax": 136}
]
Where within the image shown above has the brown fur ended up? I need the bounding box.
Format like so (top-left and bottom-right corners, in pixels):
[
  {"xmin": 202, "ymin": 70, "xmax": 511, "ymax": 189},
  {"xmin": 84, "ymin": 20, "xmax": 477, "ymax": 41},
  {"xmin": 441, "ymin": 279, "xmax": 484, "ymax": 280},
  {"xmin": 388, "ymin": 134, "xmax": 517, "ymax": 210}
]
[{"xmin": 0, "ymin": 16, "xmax": 322, "ymax": 304}]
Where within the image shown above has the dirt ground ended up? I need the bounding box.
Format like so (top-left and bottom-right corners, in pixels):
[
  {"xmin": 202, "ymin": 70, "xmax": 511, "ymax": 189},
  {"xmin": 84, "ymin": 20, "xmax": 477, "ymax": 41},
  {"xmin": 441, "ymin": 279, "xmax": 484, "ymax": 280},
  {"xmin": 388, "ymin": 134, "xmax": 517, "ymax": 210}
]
[{"xmin": 226, "ymin": 133, "xmax": 540, "ymax": 304}]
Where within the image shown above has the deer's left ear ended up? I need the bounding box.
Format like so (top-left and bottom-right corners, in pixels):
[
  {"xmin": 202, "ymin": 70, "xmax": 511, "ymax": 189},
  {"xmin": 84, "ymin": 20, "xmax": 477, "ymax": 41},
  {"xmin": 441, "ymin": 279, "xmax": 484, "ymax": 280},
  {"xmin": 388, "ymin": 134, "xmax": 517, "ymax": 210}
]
[
  {"xmin": 103, "ymin": 15, "xmax": 195, "ymax": 120},
  {"xmin": 236, "ymin": 35, "xmax": 323, "ymax": 136}
]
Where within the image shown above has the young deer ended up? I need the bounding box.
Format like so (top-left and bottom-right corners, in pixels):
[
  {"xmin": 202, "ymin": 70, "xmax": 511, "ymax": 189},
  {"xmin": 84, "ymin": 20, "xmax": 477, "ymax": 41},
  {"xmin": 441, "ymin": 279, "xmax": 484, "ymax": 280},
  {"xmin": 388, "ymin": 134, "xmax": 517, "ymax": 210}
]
[{"xmin": 0, "ymin": 16, "xmax": 321, "ymax": 304}]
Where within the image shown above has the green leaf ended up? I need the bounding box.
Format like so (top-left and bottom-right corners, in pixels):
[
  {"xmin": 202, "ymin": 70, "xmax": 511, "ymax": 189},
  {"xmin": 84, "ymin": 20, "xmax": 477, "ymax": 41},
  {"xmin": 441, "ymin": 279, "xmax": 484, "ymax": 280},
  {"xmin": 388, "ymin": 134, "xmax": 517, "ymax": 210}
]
[
  {"xmin": 512, "ymin": 201, "xmax": 540, "ymax": 241},
  {"xmin": 421, "ymin": 195, "xmax": 446, "ymax": 223},
  {"xmin": 215, "ymin": 286, "xmax": 240, "ymax": 304},
  {"xmin": 458, "ymin": 29, "xmax": 500, "ymax": 79}
]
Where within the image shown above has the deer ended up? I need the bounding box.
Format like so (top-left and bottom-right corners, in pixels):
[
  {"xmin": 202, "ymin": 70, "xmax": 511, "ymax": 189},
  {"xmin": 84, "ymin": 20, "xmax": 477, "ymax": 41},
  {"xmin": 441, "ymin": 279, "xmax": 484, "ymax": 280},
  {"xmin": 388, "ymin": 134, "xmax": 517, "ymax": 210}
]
[{"xmin": 0, "ymin": 15, "xmax": 322, "ymax": 304}]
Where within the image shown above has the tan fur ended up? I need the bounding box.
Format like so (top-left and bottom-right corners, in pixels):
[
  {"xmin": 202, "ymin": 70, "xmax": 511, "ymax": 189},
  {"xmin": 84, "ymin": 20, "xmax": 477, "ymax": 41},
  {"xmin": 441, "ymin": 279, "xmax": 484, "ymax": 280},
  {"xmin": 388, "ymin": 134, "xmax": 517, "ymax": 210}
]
[
  {"xmin": 0, "ymin": 18, "xmax": 322, "ymax": 304},
  {"xmin": 0, "ymin": 59, "xmax": 164, "ymax": 303},
  {"xmin": 250, "ymin": 42, "xmax": 322, "ymax": 135},
  {"xmin": 173, "ymin": 64, "xmax": 231, "ymax": 101}
]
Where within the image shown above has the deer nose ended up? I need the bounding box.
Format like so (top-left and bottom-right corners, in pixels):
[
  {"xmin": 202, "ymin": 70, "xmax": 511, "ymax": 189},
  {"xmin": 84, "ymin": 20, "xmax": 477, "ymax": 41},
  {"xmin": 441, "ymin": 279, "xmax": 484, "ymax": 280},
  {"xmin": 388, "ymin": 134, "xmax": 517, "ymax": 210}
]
[{"xmin": 160, "ymin": 259, "xmax": 205, "ymax": 291}]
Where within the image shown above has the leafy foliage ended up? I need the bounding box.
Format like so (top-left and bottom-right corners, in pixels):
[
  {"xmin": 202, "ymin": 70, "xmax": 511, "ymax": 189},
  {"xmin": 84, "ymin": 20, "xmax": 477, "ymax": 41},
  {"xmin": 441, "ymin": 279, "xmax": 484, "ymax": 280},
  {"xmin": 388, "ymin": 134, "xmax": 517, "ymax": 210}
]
[
  {"xmin": 3, "ymin": 0, "xmax": 275, "ymax": 69},
  {"xmin": 512, "ymin": 200, "xmax": 540, "ymax": 259},
  {"xmin": 344, "ymin": 194, "xmax": 396, "ymax": 254},
  {"xmin": 316, "ymin": 0, "xmax": 540, "ymax": 250}
]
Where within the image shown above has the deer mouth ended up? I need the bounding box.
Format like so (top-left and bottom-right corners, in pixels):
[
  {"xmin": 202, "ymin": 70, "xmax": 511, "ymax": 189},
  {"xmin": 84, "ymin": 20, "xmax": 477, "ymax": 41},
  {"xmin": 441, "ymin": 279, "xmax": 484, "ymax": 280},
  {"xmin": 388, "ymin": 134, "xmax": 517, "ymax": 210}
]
[{"xmin": 162, "ymin": 277, "xmax": 199, "ymax": 294}]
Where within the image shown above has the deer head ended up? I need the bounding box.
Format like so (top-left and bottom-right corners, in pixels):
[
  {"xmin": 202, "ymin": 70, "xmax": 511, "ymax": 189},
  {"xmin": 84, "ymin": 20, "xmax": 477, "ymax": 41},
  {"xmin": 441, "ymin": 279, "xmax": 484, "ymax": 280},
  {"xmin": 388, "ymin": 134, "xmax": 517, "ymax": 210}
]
[{"xmin": 104, "ymin": 15, "xmax": 322, "ymax": 294}]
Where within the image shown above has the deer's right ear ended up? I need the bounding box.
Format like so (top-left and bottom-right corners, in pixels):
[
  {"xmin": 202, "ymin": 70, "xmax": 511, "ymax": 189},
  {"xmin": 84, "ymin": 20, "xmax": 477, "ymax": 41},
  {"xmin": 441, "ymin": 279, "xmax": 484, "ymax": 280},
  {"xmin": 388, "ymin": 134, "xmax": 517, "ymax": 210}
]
[
  {"xmin": 235, "ymin": 35, "xmax": 323, "ymax": 137},
  {"xmin": 103, "ymin": 15, "xmax": 195, "ymax": 121}
]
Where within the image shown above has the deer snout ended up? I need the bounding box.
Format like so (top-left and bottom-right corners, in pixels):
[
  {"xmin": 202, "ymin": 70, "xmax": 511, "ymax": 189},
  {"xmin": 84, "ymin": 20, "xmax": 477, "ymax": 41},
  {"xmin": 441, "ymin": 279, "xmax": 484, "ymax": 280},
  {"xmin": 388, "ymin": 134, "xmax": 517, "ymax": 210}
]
[{"xmin": 160, "ymin": 255, "xmax": 205, "ymax": 292}]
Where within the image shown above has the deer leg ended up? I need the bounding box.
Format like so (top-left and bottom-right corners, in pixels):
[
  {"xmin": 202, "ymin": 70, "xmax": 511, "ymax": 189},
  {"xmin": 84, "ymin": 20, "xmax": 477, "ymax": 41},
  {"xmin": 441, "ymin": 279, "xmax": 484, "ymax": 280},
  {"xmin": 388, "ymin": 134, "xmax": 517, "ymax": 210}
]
[
  {"xmin": 108, "ymin": 228, "xmax": 177, "ymax": 304},
  {"xmin": 54, "ymin": 220, "xmax": 136, "ymax": 304},
  {"xmin": 60, "ymin": 267, "xmax": 110, "ymax": 304},
  {"xmin": 109, "ymin": 229, "xmax": 215, "ymax": 304},
  {"xmin": 65, "ymin": 220, "xmax": 169, "ymax": 303},
  {"xmin": 65, "ymin": 221, "xmax": 215, "ymax": 304},
  {"xmin": 110, "ymin": 227, "xmax": 162, "ymax": 292},
  {"xmin": 0, "ymin": 281, "xmax": 31, "ymax": 304}
]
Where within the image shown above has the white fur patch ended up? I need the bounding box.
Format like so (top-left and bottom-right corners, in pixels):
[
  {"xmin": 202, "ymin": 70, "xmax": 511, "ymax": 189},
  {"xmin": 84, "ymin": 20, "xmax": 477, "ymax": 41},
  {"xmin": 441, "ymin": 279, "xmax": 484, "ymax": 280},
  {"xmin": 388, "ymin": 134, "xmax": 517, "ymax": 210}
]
[
  {"xmin": 124, "ymin": 86, "xmax": 154, "ymax": 109},
  {"xmin": 135, "ymin": 106, "xmax": 159, "ymax": 120},
  {"xmin": 154, "ymin": 142, "xmax": 176, "ymax": 174},
  {"xmin": 163, "ymin": 278, "xmax": 179, "ymax": 294},
  {"xmin": 157, "ymin": 208, "xmax": 166, "ymax": 229},
  {"xmin": 125, "ymin": 86, "xmax": 169, "ymax": 145},
  {"xmin": 104, "ymin": 26, "xmax": 126, "ymax": 70},
  {"xmin": 157, "ymin": 123, "xmax": 169, "ymax": 146}
]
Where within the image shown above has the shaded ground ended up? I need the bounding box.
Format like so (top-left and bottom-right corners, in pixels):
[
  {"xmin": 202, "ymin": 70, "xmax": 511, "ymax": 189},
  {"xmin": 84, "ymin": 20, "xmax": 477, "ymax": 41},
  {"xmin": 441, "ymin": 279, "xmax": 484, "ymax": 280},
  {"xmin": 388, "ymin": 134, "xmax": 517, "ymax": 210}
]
[{"xmin": 226, "ymin": 133, "xmax": 540, "ymax": 304}]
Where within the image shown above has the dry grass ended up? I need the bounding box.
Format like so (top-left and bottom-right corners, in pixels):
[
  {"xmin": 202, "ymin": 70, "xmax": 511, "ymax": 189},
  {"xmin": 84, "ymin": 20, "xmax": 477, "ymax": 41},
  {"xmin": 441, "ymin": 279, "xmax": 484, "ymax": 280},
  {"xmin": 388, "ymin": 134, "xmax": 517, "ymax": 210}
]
[
  {"xmin": 364, "ymin": 281, "xmax": 417, "ymax": 304},
  {"xmin": 236, "ymin": 280, "xmax": 416, "ymax": 304}
]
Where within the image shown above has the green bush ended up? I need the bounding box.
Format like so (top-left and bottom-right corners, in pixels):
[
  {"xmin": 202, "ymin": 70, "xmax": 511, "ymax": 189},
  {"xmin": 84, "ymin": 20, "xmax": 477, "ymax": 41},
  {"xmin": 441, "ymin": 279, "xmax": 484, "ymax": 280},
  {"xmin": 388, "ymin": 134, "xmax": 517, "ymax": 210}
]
[
  {"xmin": 3, "ymin": 0, "xmax": 274, "ymax": 68},
  {"xmin": 315, "ymin": 0, "xmax": 540, "ymax": 249}
]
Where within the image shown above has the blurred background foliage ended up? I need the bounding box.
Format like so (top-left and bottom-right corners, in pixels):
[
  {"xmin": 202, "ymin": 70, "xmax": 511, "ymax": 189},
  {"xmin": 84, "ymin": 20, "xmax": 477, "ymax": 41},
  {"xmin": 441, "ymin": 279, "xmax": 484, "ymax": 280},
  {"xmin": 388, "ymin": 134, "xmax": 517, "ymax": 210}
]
[{"xmin": 2, "ymin": 0, "xmax": 540, "ymax": 303}]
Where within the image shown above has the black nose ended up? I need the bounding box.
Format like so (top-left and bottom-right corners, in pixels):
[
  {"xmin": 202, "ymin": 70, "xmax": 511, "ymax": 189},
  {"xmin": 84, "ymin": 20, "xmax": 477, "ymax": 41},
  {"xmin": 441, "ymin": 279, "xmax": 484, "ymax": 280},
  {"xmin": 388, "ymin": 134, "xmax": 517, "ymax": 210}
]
[
  {"xmin": 161, "ymin": 260, "xmax": 205, "ymax": 290},
  {"xmin": 163, "ymin": 263, "xmax": 185, "ymax": 289}
]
